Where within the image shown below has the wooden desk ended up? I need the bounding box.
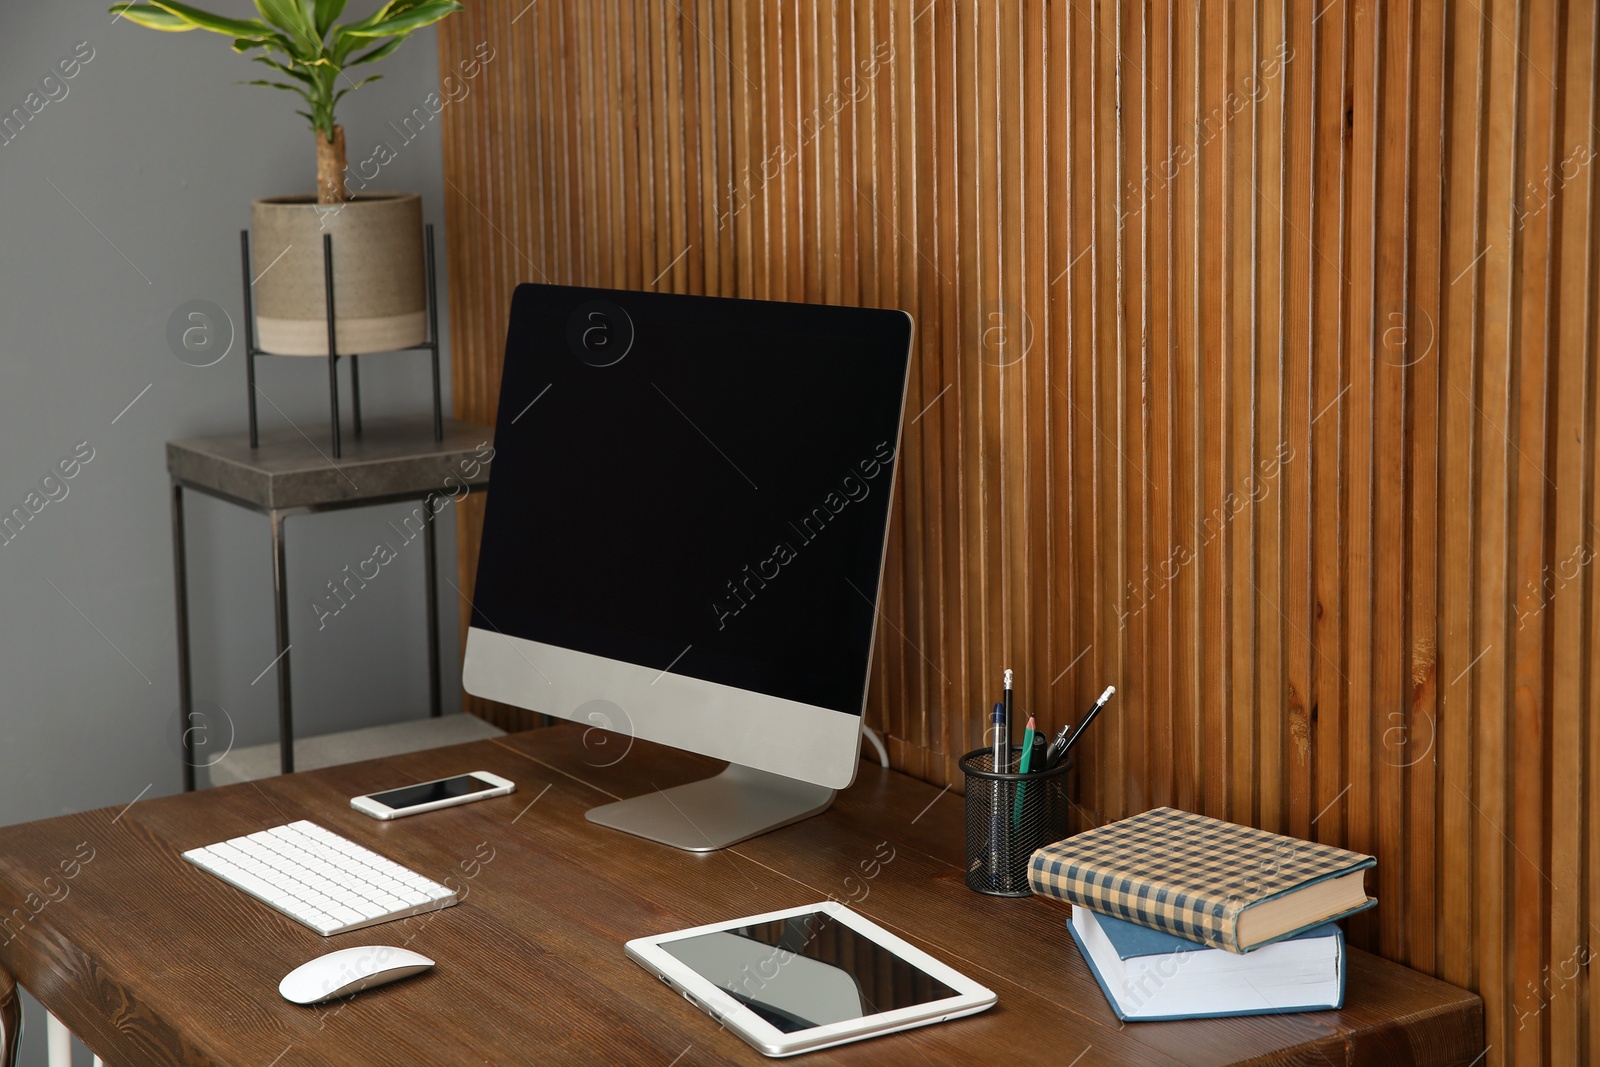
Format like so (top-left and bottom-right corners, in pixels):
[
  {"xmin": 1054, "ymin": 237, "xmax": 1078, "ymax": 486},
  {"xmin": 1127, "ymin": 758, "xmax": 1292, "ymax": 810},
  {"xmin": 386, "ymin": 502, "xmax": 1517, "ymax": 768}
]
[{"xmin": 0, "ymin": 727, "xmax": 1482, "ymax": 1066}]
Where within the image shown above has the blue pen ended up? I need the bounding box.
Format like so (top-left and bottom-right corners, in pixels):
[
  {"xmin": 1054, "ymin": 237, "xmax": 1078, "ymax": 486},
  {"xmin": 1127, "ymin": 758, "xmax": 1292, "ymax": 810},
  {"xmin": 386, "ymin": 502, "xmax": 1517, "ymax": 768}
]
[{"xmin": 988, "ymin": 701, "xmax": 1006, "ymax": 771}]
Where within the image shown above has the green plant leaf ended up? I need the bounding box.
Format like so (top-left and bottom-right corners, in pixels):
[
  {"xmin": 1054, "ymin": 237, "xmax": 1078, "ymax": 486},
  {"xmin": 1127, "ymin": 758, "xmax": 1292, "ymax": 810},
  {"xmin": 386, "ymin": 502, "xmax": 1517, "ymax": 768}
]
[
  {"xmin": 330, "ymin": 2, "xmax": 441, "ymax": 63},
  {"xmin": 314, "ymin": 0, "xmax": 347, "ymax": 36},
  {"xmin": 342, "ymin": 0, "xmax": 462, "ymax": 38},
  {"xmin": 240, "ymin": 78, "xmax": 315, "ymax": 106},
  {"xmin": 249, "ymin": 0, "xmax": 321, "ymax": 55},
  {"xmin": 330, "ymin": 31, "xmax": 358, "ymax": 65},
  {"xmin": 330, "ymin": 2, "xmax": 397, "ymax": 63},
  {"xmin": 252, "ymin": 0, "xmax": 308, "ymax": 35},
  {"xmin": 252, "ymin": 55, "xmax": 315, "ymax": 83},
  {"xmin": 343, "ymin": 1, "xmax": 408, "ymax": 33},
  {"xmin": 346, "ymin": 36, "xmax": 404, "ymax": 66},
  {"xmin": 332, "ymin": 73, "xmax": 381, "ymax": 104},
  {"xmin": 145, "ymin": 0, "xmax": 276, "ymax": 38},
  {"xmin": 109, "ymin": 4, "xmax": 196, "ymax": 30},
  {"xmin": 121, "ymin": 0, "xmax": 459, "ymax": 137},
  {"xmin": 233, "ymin": 31, "xmax": 297, "ymax": 58}
]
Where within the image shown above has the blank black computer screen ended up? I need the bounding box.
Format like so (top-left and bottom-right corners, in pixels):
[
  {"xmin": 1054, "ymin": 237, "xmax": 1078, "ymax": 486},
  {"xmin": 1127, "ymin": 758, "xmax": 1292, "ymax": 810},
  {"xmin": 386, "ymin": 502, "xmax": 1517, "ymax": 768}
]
[{"xmin": 471, "ymin": 284, "xmax": 912, "ymax": 716}]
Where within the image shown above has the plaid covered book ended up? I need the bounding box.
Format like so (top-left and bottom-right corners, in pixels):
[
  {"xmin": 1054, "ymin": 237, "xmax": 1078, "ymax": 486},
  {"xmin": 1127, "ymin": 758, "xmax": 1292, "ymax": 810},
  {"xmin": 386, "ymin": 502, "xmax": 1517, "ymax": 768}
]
[{"xmin": 1029, "ymin": 807, "xmax": 1376, "ymax": 954}]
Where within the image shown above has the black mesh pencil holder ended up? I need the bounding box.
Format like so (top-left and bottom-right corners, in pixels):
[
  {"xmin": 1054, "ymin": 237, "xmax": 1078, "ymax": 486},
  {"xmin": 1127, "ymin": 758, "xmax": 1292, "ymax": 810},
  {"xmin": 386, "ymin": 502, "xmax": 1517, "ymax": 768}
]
[{"xmin": 959, "ymin": 746, "xmax": 1073, "ymax": 896}]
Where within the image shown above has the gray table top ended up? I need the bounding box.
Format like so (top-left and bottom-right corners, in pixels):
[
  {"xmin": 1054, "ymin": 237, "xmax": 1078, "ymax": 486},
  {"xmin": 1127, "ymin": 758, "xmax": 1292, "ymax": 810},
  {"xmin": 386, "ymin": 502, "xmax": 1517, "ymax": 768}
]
[{"xmin": 166, "ymin": 414, "xmax": 493, "ymax": 511}]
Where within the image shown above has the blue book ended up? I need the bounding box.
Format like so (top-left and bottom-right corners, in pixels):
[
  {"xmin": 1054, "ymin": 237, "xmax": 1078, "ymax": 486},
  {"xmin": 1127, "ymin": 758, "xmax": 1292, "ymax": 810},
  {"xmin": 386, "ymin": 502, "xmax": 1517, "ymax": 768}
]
[{"xmin": 1067, "ymin": 905, "xmax": 1346, "ymax": 1022}]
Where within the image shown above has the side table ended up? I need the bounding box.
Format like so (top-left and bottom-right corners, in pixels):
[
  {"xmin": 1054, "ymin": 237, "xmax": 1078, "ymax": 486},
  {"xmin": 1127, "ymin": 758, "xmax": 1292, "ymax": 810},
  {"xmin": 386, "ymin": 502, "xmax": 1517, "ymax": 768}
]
[{"xmin": 167, "ymin": 414, "xmax": 492, "ymax": 790}]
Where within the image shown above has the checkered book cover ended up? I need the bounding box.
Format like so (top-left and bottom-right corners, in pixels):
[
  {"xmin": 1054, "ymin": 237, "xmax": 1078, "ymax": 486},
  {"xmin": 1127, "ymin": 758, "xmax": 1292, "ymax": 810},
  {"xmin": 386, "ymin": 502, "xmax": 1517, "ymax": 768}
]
[{"xmin": 1029, "ymin": 807, "xmax": 1375, "ymax": 954}]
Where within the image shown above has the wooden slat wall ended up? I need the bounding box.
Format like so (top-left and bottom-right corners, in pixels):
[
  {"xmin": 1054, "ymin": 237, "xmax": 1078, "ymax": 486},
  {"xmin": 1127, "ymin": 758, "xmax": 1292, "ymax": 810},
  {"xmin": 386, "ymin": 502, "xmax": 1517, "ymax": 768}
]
[{"xmin": 438, "ymin": 3, "xmax": 1599, "ymax": 1063}]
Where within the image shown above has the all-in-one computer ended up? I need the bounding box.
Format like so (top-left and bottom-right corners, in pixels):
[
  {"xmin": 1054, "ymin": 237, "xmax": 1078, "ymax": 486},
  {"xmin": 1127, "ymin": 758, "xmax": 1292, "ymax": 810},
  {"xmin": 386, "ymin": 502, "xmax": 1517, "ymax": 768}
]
[{"xmin": 462, "ymin": 284, "xmax": 912, "ymax": 850}]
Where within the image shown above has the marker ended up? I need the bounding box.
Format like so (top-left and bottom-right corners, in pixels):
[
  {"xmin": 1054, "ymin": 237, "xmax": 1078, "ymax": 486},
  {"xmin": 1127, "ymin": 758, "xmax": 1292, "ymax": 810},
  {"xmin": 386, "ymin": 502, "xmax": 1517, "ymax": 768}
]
[
  {"xmin": 1048, "ymin": 685, "xmax": 1115, "ymax": 769},
  {"xmin": 1013, "ymin": 715, "xmax": 1038, "ymax": 826},
  {"xmin": 1017, "ymin": 716, "xmax": 1038, "ymax": 776}
]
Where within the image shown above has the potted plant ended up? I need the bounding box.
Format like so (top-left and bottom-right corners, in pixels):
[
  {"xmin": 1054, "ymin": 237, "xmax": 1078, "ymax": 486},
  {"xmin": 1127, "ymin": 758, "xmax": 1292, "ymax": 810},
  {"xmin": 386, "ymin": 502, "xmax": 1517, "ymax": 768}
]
[{"xmin": 112, "ymin": 1, "xmax": 463, "ymax": 355}]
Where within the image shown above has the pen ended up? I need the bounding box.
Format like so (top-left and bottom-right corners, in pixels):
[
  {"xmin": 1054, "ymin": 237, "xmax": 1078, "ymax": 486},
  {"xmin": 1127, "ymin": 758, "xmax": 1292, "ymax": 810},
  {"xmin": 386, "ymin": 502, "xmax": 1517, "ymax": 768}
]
[
  {"xmin": 988, "ymin": 701, "xmax": 1006, "ymax": 771},
  {"xmin": 1042, "ymin": 719, "xmax": 1073, "ymax": 769},
  {"xmin": 986, "ymin": 701, "xmax": 1006, "ymax": 887},
  {"xmin": 1001, "ymin": 669, "xmax": 1014, "ymax": 772},
  {"xmin": 998, "ymin": 670, "xmax": 1016, "ymax": 887},
  {"xmin": 1048, "ymin": 685, "xmax": 1115, "ymax": 768}
]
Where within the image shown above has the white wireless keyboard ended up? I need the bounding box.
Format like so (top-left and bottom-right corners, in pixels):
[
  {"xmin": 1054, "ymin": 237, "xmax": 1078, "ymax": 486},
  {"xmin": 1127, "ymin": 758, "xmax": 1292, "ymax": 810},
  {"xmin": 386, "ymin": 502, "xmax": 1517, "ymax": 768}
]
[{"xmin": 183, "ymin": 820, "xmax": 457, "ymax": 936}]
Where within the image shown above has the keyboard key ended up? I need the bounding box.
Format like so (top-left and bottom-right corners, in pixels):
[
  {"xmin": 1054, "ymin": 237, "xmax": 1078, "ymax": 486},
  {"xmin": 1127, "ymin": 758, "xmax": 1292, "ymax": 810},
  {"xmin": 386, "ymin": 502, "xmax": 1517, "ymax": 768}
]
[
  {"xmin": 223, "ymin": 867, "xmax": 288, "ymax": 902},
  {"xmin": 351, "ymin": 899, "xmax": 387, "ymax": 920},
  {"xmin": 209, "ymin": 842, "xmax": 249, "ymax": 864}
]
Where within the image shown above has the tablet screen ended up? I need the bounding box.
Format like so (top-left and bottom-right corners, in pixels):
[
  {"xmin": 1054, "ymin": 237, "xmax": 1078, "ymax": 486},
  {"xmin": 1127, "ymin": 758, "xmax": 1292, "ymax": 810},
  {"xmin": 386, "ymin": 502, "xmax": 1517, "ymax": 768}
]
[{"xmin": 659, "ymin": 909, "xmax": 959, "ymax": 1033}]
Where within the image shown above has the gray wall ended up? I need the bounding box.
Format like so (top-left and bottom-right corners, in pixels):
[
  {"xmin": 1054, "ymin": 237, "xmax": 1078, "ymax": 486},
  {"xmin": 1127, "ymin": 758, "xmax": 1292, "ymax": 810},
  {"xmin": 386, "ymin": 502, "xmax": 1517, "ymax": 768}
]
[{"xmin": 0, "ymin": 4, "xmax": 465, "ymax": 1063}]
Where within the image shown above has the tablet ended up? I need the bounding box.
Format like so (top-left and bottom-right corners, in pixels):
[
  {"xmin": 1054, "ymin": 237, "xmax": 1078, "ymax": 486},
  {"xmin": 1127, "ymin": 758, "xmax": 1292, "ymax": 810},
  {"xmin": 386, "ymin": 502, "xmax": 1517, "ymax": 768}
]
[{"xmin": 625, "ymin": 901, "xmax": 997, "ymax": 1057}]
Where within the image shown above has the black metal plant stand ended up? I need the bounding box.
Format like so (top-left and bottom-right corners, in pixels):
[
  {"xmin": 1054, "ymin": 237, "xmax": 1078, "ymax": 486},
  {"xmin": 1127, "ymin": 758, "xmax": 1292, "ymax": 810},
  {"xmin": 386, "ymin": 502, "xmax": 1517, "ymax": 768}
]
[
  {"xmin": 240, "ymin": 224, "xmax": 444, "ymax": 458},
  {"xmin": 167, "ymin": 413, "xmax": 493, "ymax": 790}
]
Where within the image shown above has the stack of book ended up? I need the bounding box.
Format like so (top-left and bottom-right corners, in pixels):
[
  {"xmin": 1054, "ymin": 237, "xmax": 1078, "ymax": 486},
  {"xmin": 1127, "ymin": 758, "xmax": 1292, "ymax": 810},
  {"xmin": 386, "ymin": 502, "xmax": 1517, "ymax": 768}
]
[{"xmin": 1028, "ymin": 807, "xmax": 1376, "ymax": 1022}]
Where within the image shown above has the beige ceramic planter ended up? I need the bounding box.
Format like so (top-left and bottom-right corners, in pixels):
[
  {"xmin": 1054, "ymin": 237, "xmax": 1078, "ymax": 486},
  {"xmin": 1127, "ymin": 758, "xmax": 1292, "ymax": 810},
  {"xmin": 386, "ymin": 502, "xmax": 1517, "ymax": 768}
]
[{"xmin": 250, "ymin": 192, "xmax": 426, "ymax": 356}]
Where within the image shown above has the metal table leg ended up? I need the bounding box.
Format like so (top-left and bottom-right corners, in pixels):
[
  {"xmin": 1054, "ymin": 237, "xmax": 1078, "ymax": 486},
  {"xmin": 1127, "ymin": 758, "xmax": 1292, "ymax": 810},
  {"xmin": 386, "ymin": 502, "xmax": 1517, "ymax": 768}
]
[
  {"xmin": 172, "ymin": 481, "xmax": 196, "ymax": 792},
  {"xmin": 242, "ymin": 231, "xmax": 259, "ymax": 449},
  {"xmin": 270, "ymin": 510, "xmax": 295, "ymax": 774},
  {"xmin": 424, "ymin": 504, "xmax": 442, "ymax": 717},
  {"xmin": 426, "ymin": 224, "xmax": 443, "ymax": 443},
  {"xmin": 350, "ymin": 354, "xmax": 363, "ymax": 437},
  {"xmin": 323, "ymin": 234, "xmax": 342, "ymax": 459},
  {"xmin": 173, "ymin": 478, "xmax": 467, "ymax": 779}
]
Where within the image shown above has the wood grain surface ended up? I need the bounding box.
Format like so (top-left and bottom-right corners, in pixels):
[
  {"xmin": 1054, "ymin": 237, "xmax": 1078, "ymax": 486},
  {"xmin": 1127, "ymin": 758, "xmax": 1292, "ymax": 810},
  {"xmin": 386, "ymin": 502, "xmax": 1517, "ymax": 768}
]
[
  {"xmin": 0, "ymin": 729, "xmax": 1479, "ymax": 1066},
  {"xmin": 0, "ymin": 960, "xmax": 17, "ymax": 1067},
  {"xmin": 433, "ymin": 4, "xmax": 1596, "ymax": 1065}
]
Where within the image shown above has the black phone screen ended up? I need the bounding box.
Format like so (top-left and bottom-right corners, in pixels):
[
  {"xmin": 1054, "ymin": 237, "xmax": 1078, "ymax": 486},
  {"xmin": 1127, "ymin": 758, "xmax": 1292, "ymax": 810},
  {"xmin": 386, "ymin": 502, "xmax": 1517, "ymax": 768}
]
[{"xmin": 368, "ymin": 775, "xmax": 496, "ymax": 810}]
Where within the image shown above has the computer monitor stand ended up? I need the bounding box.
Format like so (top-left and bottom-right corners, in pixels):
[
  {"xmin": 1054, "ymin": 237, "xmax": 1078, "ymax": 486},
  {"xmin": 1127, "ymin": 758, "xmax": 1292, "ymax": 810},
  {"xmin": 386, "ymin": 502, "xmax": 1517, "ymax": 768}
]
[{"xmin": 585, "ymin": 763, "xmax": 836, "ymax": 852}]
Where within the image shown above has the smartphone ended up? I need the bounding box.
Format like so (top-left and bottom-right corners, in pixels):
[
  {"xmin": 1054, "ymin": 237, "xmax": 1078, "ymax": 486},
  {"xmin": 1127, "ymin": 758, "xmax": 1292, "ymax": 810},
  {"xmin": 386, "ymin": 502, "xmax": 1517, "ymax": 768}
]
[{"xmin": 351, "ymin": 771, "xmax": 515, "ymax": 820}]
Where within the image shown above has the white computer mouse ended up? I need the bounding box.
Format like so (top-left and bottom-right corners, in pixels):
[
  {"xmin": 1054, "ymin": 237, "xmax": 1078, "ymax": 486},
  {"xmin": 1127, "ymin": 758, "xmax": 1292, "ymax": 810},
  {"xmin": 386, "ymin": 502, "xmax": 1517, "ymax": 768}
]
[{"xmin": 278, "ymin": 945, "xmax": 435, "ymax": 1005}]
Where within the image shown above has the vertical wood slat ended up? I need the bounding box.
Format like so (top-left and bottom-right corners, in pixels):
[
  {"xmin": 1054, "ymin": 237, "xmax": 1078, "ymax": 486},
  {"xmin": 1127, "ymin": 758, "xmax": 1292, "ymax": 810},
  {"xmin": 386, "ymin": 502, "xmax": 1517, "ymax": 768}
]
[
  {"xmin": 1510, "ymin": 3, "xmax": 1557, "ymax": 1062},
  {"xmin": 1278, "ymin": 0, "xmax": 1311, "ymax": 846},
  {"xmin": 439, "ymin": 4, "xmax": 1600, "ymax": 1063},
  {"xmin": 1405, "ymin": 0, "xmax": 1442, "ymax": 981},
  {"xmin": 1479, "ymin": 0, "xmax": 1518, "ymax": 1055},
  {"xmin": 1552, "ymin": 10, "xmax": 1599, "ymax": 1067}
]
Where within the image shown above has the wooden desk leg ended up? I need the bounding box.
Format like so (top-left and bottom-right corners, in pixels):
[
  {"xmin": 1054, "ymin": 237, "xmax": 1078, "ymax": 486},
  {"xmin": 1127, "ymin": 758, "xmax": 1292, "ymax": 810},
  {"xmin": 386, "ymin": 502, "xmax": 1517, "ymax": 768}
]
[{"xmin": 0, "ymin": 962, "xmax": 20, "ymax": 1067}]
